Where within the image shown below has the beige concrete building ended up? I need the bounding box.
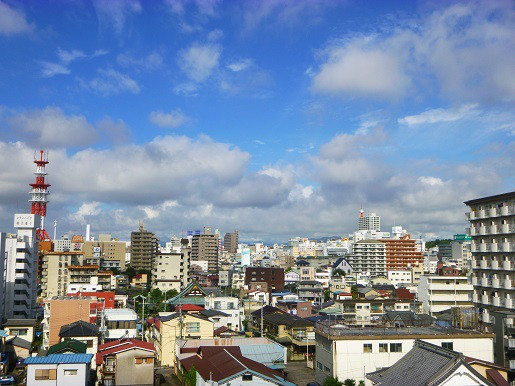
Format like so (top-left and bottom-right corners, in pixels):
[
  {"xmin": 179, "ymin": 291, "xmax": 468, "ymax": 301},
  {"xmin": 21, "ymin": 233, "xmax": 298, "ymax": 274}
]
[
  {"xmin": 191, "ymin": 231, "xmax": 219, "ymax": 273},
  {"xmin": 223, "ymin": 230, "xmax": 238, "ymax": 253},
  {"xmin": 152, "ymin": 249, "xmax": 191, "ymax": 292},
  {"xmin": 40, "ymin": 252, "xmax": 84, "ymax": 299},
  {"xmin": 83, "ymin": 239, "xmax": 127, "ymax": 271},
  {"xmin": 130, "ymin": 223, "xmax": 159, "ymax": 271},
  {"xmin": 151, "ymin": 313, "xmax": 213, "ymax": 367}
]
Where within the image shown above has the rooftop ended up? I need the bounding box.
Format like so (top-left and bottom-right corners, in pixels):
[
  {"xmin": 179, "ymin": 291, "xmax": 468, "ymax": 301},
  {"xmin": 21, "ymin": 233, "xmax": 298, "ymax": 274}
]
[
  {"xmin": 59, "ymin": 320, "xmax": 99, "ymax": 338},
  {"xmin": 24, "ymin": 354, "xmax": 93, "ymax": 365},
  {"xmin": 3, "ymin": 319, "xmax": 36, "ymax": 327},
  {"xmin": 103, "ymin": 308, "xmax": 137, "ymax": 320},
  {"xmin": 464, "ymin": 191, "xmax": 515, "ymax": 206}
]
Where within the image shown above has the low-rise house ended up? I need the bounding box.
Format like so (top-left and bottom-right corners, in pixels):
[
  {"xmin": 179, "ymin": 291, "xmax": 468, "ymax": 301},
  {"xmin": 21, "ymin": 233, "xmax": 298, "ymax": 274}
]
[
  {"xmin": 102, "ymin": 309, "xmax": 138, "ymax": 340},
  {"xmin": 96, "ymin": 339, "xmax": 155, "ymax": 386},
  {"xmin": 271, "ymin": 291, "xmax": 299, "ymax": 306},
  {"xmin": 130, "ymin": 273, "xmax": 148, "ymax": 287},
  {"xmin": 367, "ymin": 340, "xmax": 503, "ymax": 386},
  {"xmin": 59, "ymin": 320, "xmax": 99, "ymax": 367},
  {"xmin": 204, "ymin": 296, "xmax": 242, "ymax": 331},
  {"xmin": 297, "ymin": 281, "xmax": 324, "ymax": 305},
  {"xmin": 47, "ymin": 340, "xmax": 87, "ymax": 355},
  {"xmin": 284, "ymin": 270, "xmax": 300, "ymax": 284},
  {"xmin": 178, "ymin": 346, "xmax": 293, "ymax": 386},
  {"xmin": 315, "ymin": 323, "xmax": 495, "ymax": 385},
  {"xmin": 2, "ymin": 319, "xmax": 36, "ymax": 344},
  {"xmin": 149, "ymin": 312, "xmax": 214, "ymax": 367},
  {"xmin": 24, "ymin": 353, "xmax": 93, "ymax": 386},
  {"xmin": 4, "ymin": 336, "xmax": 32, "ymax": 364},
  {"xmin": 276, "ymin": 299, "xmax": 312, "ymax": 318}
]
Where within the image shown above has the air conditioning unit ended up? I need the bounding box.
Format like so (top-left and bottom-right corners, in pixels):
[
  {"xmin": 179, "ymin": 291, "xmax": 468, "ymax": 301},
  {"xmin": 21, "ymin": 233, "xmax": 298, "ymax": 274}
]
[{"xmin": 104, "ymin": 365, "xmax": 115, "ymax": 372}]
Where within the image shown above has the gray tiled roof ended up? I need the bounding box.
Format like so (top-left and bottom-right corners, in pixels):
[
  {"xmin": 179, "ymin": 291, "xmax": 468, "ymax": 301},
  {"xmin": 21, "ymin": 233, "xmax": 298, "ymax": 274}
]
[{"xmin": 367, "ymin": 340, "xmax": 492, "ymax": 386}]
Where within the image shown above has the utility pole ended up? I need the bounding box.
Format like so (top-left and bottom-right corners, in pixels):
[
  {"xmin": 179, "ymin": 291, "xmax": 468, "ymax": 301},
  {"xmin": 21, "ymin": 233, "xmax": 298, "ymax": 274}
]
[{"xmin": 260, "ymin": 299, "xmax": 264, "ymax": 337}]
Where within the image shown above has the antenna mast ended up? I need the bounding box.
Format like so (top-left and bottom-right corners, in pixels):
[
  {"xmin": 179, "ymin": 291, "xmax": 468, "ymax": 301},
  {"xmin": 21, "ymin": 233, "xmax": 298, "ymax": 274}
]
[{"xmin": 29, "ymin": 150, "xmax": 51, "ymax": 241}]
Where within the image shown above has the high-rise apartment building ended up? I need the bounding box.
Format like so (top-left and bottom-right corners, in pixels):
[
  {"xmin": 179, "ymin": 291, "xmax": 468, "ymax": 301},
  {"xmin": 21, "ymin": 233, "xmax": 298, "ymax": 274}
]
[
  {"xmin": 4, "ymin": 214, "xmax": 40, "ymax": 319},
  {"xmin": 347, "ymin": 240, "xmax": 386, "ymax": 277},
  {"xmin": 40, "ymin": 251, "xmax": 84, "ymax": 298},
  {"xmin": 130, "ymin": 223, "xmax": 159, "ymax": 271},
  {"xmin": 465, "ymin": 191, "xmax": 514, "ymax": 370},
  {"xmin": 358, "ymin": 209, "xmax": 381, "ymax": 231},
  {"xmin": 191, "ymin": 228, "xmax": 219, "ymax": 273},
  {"xmin": 381, "ymin": 235, "xmax": 424, "ymax": 271},
  {"xmin": 0, "ymin": 232, "xmax": 5, "ymax": 321},
  {"xmin": 224, "ymin": 230, "xmax": 238, "ymax": 253}
]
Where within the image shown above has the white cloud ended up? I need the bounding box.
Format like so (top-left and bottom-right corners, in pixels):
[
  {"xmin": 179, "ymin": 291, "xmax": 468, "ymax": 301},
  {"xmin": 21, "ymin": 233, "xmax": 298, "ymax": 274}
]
[
  {"xmin": 117, "ymin": 52, "xmax": 163, "ymax": 70},
  {"xmin": 178, "ymin": 43, "xmax": 221, "ymax": 82},
  {"xmin": 81, "ymin": 68, "xmax": 140, "ymax": 96},
  {"xmin": 40, "ymin": 62, "xmax": 70, "ymax": 78},
  {"xmin": 8, "ymin": 107, "xmax": 98, "ymax": 147},
  {"xmin": 40, "ymin": 48, "xmax": 108, "ymax": 78},
  {"xmin": 398, "ymin": 104, "xmax": 480, "ymax": 126},
  {"xmin": 312, "ymin": 2, "xmax": 515, "ymax": 102},
  {"xmin": 149, "ymin": 109, "xmax": 189, "ymax": 128},
  {"xmin": 207, "ymin": 29, "xmax": 223, "ymax": 41},
  {"xmin": 69, "ymin": 202, "xmax": 102, "ymax": 225},
  {"xmin": 92, "ymin": 0, "xmax": 142, "ymax": 34},
  {"xmin": 57, "ymin": 48, "xmax": 87, "ymax": 64},
  {"xmin": 227, "ymin": 59, "xmax": 253, "ymax": 72},
  {"xmin": 0, "ymin": 1, "xmax": 33, "ymax": 35}
]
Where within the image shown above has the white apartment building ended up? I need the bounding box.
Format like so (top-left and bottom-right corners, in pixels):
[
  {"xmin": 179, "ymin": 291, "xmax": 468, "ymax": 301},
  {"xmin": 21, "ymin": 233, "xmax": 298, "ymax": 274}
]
[
  {"xmin": 204, "ymin": 296, "xmax": 242, "ymax": 331},
  {"xmin": 417, "ymin": 275, "xmax": 473, "ymax": 315},
  {"xmin": 358, "ymin": 210, "xmax": 381, "ymax": 231},
  {"xmin": 54, "ymin": 236, "xmax": 72, "ymax": 252},
  {"xmin": 152, "ymin": 251, "xmax": 191, "ymax": 292},
  {"xmin": 4, "ymin": 214, "xmax": 40, "ymax": 319},
  {"xmin": 465, "ymin": 192, "xmax": 514, "ymax": 324},
  {"xmin": 315, "ymin": 324, "xmax": 494, "ymax": 386},
  {"xmin": 387, "ymin": 270, "xmax": 411, "ymax": 288},
  {"xmin": 347, "ymin": 240, "xmax": 386, "ymax": 277},
  {"xmin": 102, "ymin": 308, "xmax": 138, "ymax": 340}
]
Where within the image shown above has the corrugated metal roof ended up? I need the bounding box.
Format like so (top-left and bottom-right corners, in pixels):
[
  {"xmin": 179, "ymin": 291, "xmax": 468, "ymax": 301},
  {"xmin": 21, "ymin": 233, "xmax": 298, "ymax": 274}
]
[{"xmin": 24, "ymin": 354, "xmax": 93, "ymax": 364}]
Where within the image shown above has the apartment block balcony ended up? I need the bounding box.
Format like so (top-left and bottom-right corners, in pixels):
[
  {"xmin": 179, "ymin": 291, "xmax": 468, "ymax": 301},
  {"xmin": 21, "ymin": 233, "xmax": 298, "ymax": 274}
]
[
  {"xmin": 493, "ymin": 297, "xmax": 501, "ymax": 307},
  {"xmin": 473, "ymin": 294, "xmax": 479, "ymax": 303},
  {"xmin": 479, "ymin": 244, "xmax": 490, "ymax": 253},
  {"xmin": 491, "ymin": 243, "xmax": 499, "ymax": 252},
  {"xmin": 472, "ymin": 276, "xmax": 479, "ymax": 286},
  {"xmin": 479, "ymin": 226, "xmax": 488, "ymax": 235},
  {"xmin": 491, "ymin": 260, "xmax": 499, "ymax": 270},
  {"xmin": 503, "ymin": 279, "xmax": 512, "ymax": 290},
  {"xmin": 482, "ymin": 313, "xmax": 491, "ymax": 324},
  {"xmin": 505, "ymin": 338, "xmax": 515, "ymax": 349},
  {"xmin": 480, "ymin": 260, "xmax": 489, "ymax": 269},
  {"xmin": 466, "ymin": 212, "xmax": 475, "ymax": 220},
  {"xmin": 492, "ymin": 278, "xmax": 500, "ymax": 288},
  {"xmin": 471, "ymin": 260, "xmax": 478, "ymax": 269},
  {"xmin": 489, "ymin": 208, "xmax": 498, "ymax": 217},
  {"xmin": 481, "ymin": 295, "xmax": 490, "ymax": 305},
  {"xmin": 499, "ymin": 206, "xmax": 514, "ymax": 216},
  {"xmin": 481, "ymin": 277, "xmax": 490, "ymax": 287},
  {"xmin": 500, "ymin": 224, "xmax": 514, "ymax": 234},
  {"xmin": 504, "ymin": 298, "xmax": 513, "ymax": 309},
  {"xmin": 477, "ymin": 209, "xmax": 486, "ymax": 219},
  {"xmin": 503, "ymin": 261, "xmax": 512, "ymax": 271},
  {"xmin": 501, "ymin": 242, "xmax": 512, "ymax": 253}
]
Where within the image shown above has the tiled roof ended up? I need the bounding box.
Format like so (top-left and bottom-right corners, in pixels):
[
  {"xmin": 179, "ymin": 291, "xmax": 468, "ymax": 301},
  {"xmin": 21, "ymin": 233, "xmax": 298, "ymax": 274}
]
[
  {"xmin": 59, "ymin": 320, "xmax": 99, "ymax": 338},
  {"xmin": 5, "ymin": 336, "xmax": 32, "ymax": 349},
  {"xmin": 179, "ymin": 346, "xmax": 290, "ymax": 384},
  {"xmin": 251, "ymin": 305, "xmax": 283, "ymax": 317},
  {"xmin": 96, "ymin": 339, "xmax": 155, "ymax": 365},
  {"xmin": 366, "ymin": 340, "xmax": 491, "ymax": 386},
  {"xmin": 48, "ymin": 340, "xmax": 87, "ymax": 355},
  {"xmin": 200, "ymin": 309, "xmax": 229, "ymax": 318},
  {"xmin": 25, "ymin": 354, "xmax": 93, "ymax": 365},
  {"xmin": 3, "ymin": 319, "xmax": 36, "ymax": 327},
  {"xmin": 394, "ymin": 288, "xmax": 415, "ymax": 300},
  {"xmin": 175, "ymin": 304, "xmax": 205, "ymax": 312}
]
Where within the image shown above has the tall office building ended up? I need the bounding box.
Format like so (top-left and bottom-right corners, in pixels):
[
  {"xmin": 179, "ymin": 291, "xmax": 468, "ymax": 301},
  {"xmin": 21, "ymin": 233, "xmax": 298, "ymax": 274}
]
[
  {"xmin": 130, "ymin": 223, "xmax": 159, "ymax": 271},
  {"xmin": 4, "ymin": 214, "xmax": 40, "ymax": 319},
  {"xmin": 465, "ymin": 191, "xmax": 514, "ymax": 370},
  {"xmin": 358, "ymin": 209, "xmax": 381, "ymax": 231},
  {"xmin": 224, "ymin": 230, "xmax": 238, "ymax": 253},
  {"xmin": 191, "ymin": 227, "xmax": 219, "ymax": 273}
]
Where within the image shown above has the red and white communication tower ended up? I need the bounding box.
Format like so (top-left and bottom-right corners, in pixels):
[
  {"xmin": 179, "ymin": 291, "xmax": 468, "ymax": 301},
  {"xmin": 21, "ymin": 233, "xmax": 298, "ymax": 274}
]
[{"xmin": 29, "ymin": 150, "xmax": 51, "ymax": 241}]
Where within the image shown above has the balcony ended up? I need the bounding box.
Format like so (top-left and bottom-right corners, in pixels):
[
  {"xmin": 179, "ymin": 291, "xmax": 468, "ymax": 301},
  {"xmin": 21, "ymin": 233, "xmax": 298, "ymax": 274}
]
[
  {"xmin": 501, "ymin": 242, "xmax": 512, "ymax": 253},
  {"xmin": 506, "ymin": 338, "xmax": 515, "ymax": 349},
  {"xmin": 481, "ymin": 295, "xmax": 490, "ymax": 305},
  {"xmin": 471, "ymin": 260, "xmax": 478, "ymax": 269},
  {"xmin": 482, "ymin": 313, "xmax": 491, "ymax": 323},
  {"xmin": 481, "ymin": 278, "xmax": 489, "ymax": 287},
  {"xmin": 490, "ymin": 243, "xmax": 499, "ymax": 252},
  {"xmin": 480, "ymin": 260, "xmax": 488, "ymax": 269},
  {"xmin": 466, "ymin": 228, "xmax": 471, "ymax": 236},
  {"xmin": 489, "ymin": 208, "xmax": 498, "ymax": 217},
  {"xmin": 472, "ymin": 276, "xmax": 479, "ymax": 286},
  {"xmin": 479, "ymin": 244, "xmax": 489, "ymax": 253},
  {"xmin": 470, "ymin": 227, "xmax": 477, "ymax": 236},
  {"xmin": 503, "ymin": 280, "xmax": 512, "ymax": 290},
  {"xmin": 466, "ymin": 212, "xmax": 475, "ymax": 220},
  {"xmin": 493, "ymin": 297, "xmax": 501, "ymax": 307},
  {"xmin": 504, "ymin": 298, "xmax": 513, "ymax": 309},
  {"xmin": 477, "ymin": 209, "xmax": 486, "ymax": 219},
  {"xmin": 479, "ymin": 226, "xmax": 488, "ymax": 235},
  {"xmin": 491, "ymin": 260, "xmax": 499, "ymax": 270},
  {"xmin": 473, "ymin": 294, "xmax": 479, "ymax": 303},
  {"xmin": 492, "ymin": 278, "xmax": 500, "ymax": 288},
  {"xmin": 499, "ymin": 206, "xmax": 511, "ymax": 216},
  {"xmin": 503, "ymin": 261, "xmax": 512, "ymax": 271}
]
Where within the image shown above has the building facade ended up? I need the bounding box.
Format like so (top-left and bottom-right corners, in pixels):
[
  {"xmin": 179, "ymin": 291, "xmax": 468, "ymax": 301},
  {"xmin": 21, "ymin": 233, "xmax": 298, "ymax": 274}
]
[
  {"xmin": 417, "ymin": 275, "xmax": 474, "ymax": 315},
  {"xmin": 358, "ymin": 210, "xmax": 381, "ymax": 231},
  {"xmin": 191, "ymin": 231, "xmax": 219, "ymax": 273},
  {"xmin": 381, "ymin": 236, "xmax": 424, "ymax": 271},
  {"xmin": 152, "ymin": 250, "xmax": 190, "ymax": 292},
  {"xmin": 245, "ymin": 267, "xmax": 285, "ymax": 292},
  {"xmin": 130, "ymin": 223, "xmax": 159, "ymax": 271},
  {"xmin": 83, "ymin": 239, "xmax": 126, "ymax": 270},
  {"xmin": 223, "ymin": 230, "xmax": 238, "ymax": 253},
  {"xmin": 347, "ymin": 240, "xmax": 386, "ymax": 277}
]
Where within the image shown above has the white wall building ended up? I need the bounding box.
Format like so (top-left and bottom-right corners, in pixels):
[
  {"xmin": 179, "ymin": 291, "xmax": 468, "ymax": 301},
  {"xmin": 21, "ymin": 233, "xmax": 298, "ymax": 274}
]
[
  {"xmin": 204, "ymin": 296, "xmax": 242, "ymax": 331},
  {"xmin": 315, "ymin": 325, "xmax": 494, "ymax": 385},
  {"xmin": 103, "ymin": 309, "xmax": 138, "ymax": 340},
  {"xmin": 347, "ymin": 240, "xmax": 386, "ymax": 277},
  {"xmin": 152, "ymin": 251, "xmax": 190, "ymax": 292},
  {"xmin": 387, "ymin": 270, "xmax": 412, "ymax": 288},
  {"xmin": 358, "ymin": 210, "xmax": 381, "ymax": 231},
  {"xmin": 4, "ymin": 214, "xmax": 40, "ymax": 319},
  {"xmin": 417, "ymin": 275, "xmax": 473, "ymax": 315}
]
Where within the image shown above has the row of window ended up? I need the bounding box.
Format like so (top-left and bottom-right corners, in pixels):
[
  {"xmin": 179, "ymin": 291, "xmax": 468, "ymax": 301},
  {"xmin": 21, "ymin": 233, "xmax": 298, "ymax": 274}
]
[{"xmin": 363, "ymin": 343, "xmax": 402, "ymax": 353}]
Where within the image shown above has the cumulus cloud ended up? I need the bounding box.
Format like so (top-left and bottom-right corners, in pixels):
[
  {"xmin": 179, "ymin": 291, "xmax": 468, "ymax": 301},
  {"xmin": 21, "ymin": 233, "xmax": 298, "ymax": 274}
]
[
  {"xmin": 398, "ymin": 104, "xmax": 480, "ymax": 126},
  {"xmin": 312, "ymin": 1, "xmax": 515, "ymax": 102},
  {"xmin": 149, "ymin": 109, "xmax": 189, "ymax": 128},
  {"xmin": 178, "ymin": 43, "xmax": 221, "ymax": 82},
  {"xmin": 0, "ymin": 1, "xmax": 34, "ymax": 35},
  {"xmin": 81, "ymin": 68, "xmax": 140, "ymax": 96},
  {"xmin": 92, "ymin": 0, "xmax": 142, "ymax": 34}
]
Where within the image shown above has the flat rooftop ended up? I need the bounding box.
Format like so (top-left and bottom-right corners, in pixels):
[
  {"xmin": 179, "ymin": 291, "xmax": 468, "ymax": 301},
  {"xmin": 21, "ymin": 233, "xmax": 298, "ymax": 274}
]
[{"xmin": 316, "ymin": 323, "xmax": 494, "ymax": 340}]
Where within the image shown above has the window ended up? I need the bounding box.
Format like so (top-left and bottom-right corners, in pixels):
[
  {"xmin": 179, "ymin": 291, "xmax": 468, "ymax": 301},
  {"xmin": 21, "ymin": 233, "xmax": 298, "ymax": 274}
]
[
  {"xmin": 35, "ymin": 369, "xmax": 57, "ymax": 380},
  {"xmin": 185, "ymin": 322, "xmax": 200, "ymax": 333},
  {"xmin": 242, "ymin": 374, "xmax": 253, "ymax": 381},
  {"xmin": 135, "ymin": 357, "xmax": 153, "ymax": 364},
  {"xmin": 379, "ymin": 343, "xmax": 388, "ymax": 352},
  {"xmin": 10, "ymin": 329, "xmax": 28, "ymax": 336},
  {"xmin": 324, "ymin": 366, "xmax": 330, "ymax": 373},
  {"xmin": 64, "ymin": 370, "xmax": 77, "ymax": 376},
  {"xmin": 442, "ymin": 342, "xmax": 453, "ymax": 350},
  {"xmin": 317, "ymin": 362, "xmax": 323, "ymax": 370},
  {"xmin": 87, "ymin": 340, "xmax": 94, "ymax": 348},
  {"xmin": 363, "ymin": 344, "xmax": 372, "ymax": 353},
  {"xmin": 390, "ymin": 343, "xmax": 402, "ymax": 352}
]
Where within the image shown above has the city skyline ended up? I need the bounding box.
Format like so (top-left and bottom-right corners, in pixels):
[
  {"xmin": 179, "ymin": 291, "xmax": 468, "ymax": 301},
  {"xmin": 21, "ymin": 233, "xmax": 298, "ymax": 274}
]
[{"xmin": 0, "ymin": 0, "xmax": 513, "ymax": 242}]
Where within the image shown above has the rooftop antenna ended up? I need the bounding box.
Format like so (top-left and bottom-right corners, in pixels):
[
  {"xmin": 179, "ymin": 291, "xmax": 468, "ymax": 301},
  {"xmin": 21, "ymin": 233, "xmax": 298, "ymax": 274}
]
[{"xmin": 29, "ymin": 149, "xmax": 51, "ymax": 240}]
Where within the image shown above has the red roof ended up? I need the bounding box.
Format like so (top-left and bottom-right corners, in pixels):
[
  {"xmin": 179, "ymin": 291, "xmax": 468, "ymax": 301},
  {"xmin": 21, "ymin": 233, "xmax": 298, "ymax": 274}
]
[
  {"xmin": 175, "ymin": 304, "xmax": 204, "ymax": 312},
  {"xmin": 179, "ymin": 346, "xmax": 286, "ymax": 383},
  {"xmin": 96, "ymin": 339, "xmax": 155, "ymax": 365},
  {"xmin": 394, "ymin": 288, "xmax": 415, "ymax": 300}
]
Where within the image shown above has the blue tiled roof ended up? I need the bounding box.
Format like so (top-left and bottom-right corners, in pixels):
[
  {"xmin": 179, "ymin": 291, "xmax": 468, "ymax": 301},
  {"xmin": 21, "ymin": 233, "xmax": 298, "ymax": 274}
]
[{"xmin": 24, "ymin": 354, "xmax": 93, "ymax": 364}]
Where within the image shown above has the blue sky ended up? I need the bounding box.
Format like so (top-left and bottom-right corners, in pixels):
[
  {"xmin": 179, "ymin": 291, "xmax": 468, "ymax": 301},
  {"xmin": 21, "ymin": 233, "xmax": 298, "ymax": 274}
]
[{"xmin": 0, "ymin": 0, "xmax": 513, "ymax": 243}]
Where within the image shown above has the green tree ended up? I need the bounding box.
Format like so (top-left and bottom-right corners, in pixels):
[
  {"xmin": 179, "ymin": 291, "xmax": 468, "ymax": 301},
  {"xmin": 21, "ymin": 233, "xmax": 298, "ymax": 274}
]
[
  {"xmin": 125, "ymin": 266, "xmax": 136, "ymax": 281},
  {"xmin": 324, "ymin": 289, "xmax": 331, "ymax": 302},
  {"xmin": 351, "ymin": 285, "xmax": 358, "ymax": 300},
  {"xmin": 358, "ymin": 381, "xmax": 365, "ymax": 386},
  {"xmin": 323, "ymin": 376, "xmax": 342, "ymax": 386},
  {"xmin": 184, "ymin": 365, "xmax": 197, "ymax": 386},
  {"xmin": 343, "ymin": 379, "xmax": 356, "ymax": 386},
  {"xmin": 332, "ymin": 268, "xmax": 345, "ymax": 277}
]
